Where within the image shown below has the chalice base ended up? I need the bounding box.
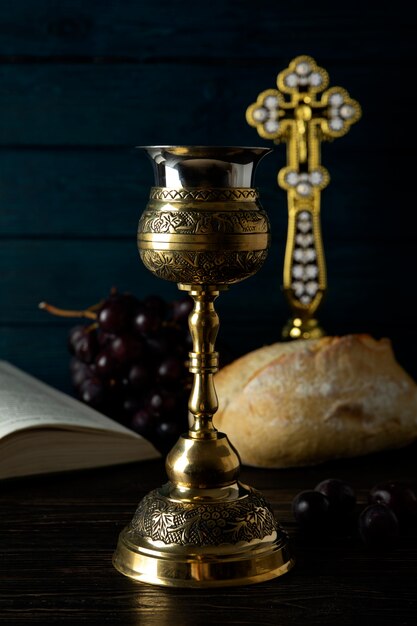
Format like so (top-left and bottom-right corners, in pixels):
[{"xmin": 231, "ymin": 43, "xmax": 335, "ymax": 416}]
[
  {"xmin": 112, "ymin": 482, "xmax": 294, "ymax": 588},
  {"xmin": 282, "ymin": 316, "xmax": 325, "ymax": 340}
]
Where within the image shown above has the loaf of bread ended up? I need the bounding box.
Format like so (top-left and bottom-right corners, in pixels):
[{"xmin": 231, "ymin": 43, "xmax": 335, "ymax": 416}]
[{"xmin": 214, "ymin": 335, "xmax": 417, "ymax": 468}]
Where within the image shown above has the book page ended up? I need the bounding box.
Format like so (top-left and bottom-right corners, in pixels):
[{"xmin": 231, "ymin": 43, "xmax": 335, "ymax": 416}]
[{"xmin": 0, "ymin": 361, "xmax": 144, "ymax": 440}]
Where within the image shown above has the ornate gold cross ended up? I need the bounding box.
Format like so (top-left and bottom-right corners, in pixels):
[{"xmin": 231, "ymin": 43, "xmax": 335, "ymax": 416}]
[{"xmin": 246, "ymin": 55, "xmax": 361, "ymax": 339}]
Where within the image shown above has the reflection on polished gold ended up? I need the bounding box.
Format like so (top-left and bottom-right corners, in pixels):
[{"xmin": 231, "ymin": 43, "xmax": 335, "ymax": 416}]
[
  {"xmin": 246, "ymin": 55, "xmax": 361, "ymax": 339},
  {"xmin": 282, "ymin": 316, "xmax": 325, "ymax": 341},
  {"xmin": 112, "ymin": 146, "xmax": 294, "ymax": 587}
]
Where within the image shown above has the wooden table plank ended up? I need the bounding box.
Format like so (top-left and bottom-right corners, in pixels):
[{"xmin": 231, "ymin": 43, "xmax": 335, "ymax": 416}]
[
  {"xmin": 1, "ymin": 447, "xmax": 416, "ymax": 625},
  {"xmin": 0, "ymin": 63, "xmax": 398, "ymax": 147},
  {"xmin": 0, "ymin": 1, "xmax": 414, "ymax": 60}
]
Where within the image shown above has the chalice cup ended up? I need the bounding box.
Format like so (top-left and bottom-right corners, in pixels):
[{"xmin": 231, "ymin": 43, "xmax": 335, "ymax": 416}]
[{"xmin": 113, "ymin": 146, "xmax": 294, "ymax": 587}]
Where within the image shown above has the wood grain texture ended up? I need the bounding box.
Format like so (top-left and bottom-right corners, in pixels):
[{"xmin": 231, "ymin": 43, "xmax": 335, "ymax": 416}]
[
  {"xmin": 0, "ymin": 2, "xmax": 416, "ymax": 393},
  {"xmin": 1, "ymin": 445, "xmax": 417, "ymax": 626},
  {"xmin": 0, "ymin": 149, "xmax": 142, "ymax": 236},
  {"xmin": 0, "ymin": 0, "xmax": 414, "ymax": 60},
  {"xmin": 0, "ymin": 62, "xmax": 407, "ymax": 147}
]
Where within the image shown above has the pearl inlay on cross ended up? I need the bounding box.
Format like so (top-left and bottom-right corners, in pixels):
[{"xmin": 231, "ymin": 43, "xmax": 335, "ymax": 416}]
[{"xmin": 246, "ymin": 55, "xmax": 361, "ymax": 340}]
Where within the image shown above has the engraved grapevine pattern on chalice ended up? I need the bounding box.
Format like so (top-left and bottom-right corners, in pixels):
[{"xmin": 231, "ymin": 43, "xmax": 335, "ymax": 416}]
[
  {"xmin": 139, "ymin": 210, "xmax": 269, "ymax": 236},
  {"xmin": 130, "ymin": 488, "xmax": 278, "ymax": 546},
  {"xmin": 140, "ymin": 250, "xmax": 268, "ymax": 284}
]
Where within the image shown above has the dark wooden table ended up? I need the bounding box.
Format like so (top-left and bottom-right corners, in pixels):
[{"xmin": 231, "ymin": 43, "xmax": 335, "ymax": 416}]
[{"xmin": 1, "ymin": 445, "xmax": 416, "ymax": 626}]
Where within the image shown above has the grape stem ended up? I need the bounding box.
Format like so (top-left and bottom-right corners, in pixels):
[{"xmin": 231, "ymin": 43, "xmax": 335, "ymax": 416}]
[{"xmin": 38, "ymin": 301, "xmax": 98, "ymax": 320}]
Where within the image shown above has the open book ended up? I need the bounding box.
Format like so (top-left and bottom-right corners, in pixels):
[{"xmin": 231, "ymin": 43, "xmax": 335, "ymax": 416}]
[{"xmin": 0, "ymin": 361, "xmax": 160, "ymax": 480}]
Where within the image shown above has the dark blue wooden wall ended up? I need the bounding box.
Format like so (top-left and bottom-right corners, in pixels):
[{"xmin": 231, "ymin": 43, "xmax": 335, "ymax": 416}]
[{"xmin": 1, "ymin": 0, "xmax": 416, "ymax": 392}]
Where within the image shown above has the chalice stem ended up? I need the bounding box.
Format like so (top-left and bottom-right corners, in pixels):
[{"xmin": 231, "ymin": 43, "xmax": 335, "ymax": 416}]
[{"xmin": 181, "ymin": 285, "xmax": 222, "ymax": 439}]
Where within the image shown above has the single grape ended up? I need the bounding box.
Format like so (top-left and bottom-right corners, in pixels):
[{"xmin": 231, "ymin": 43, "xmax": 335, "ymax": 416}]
[
  {"xmin": 74, "ymin": 329, "xmax": 99, "ymax": 364},
  {"xmin": 133, "ymin": 308, "xmax": 161, "ymax": 336},
  {"xmin": 70, "ymin": 356, "xmax": 85, "ymax": 375},
  {"xmin": 110, "ymin": 335, "xmax": 144, "ymax": 364},
  {"xmin": 79, "ymin": 377, "xmax": 105, "ymax": 408},
  {"xmin": 369, "ymin": 481, "xmax": 417, "ymax": 524},
  {"xmin": 358, "ymin": 504, "xmax": 399, "ymax": 548},
  {"xmin": 128, "ymin": 364, "xmax": 151, "ymax": 390},
  {"xmin": 70, "ymin": 359, "xmax": 94, "ymax": 389},
  {"xmin": 147, "ymin": 389, "xmax": 177, "ymax": 417},
  {"xmin": 292, "ymin": 490, "xmax": 331, "ymax": 529},
  {"xmin": 156, "ymin": 420, "xmax": 182, "ymax": 452},
  {"xmin": 171, "ymin": 297, "xmax": 193, "ymax": 323},
  {"xmin": 95, "ymin": 350, "xmax": 121, "ymax": 378},
  {"xmin": 98, "ymin": 293, "xmax": 135, "ymax": 334},
  {"xmin": 68, "ymin": 325, "xmax": 86, "ymax": 355},
  {"xmin": 131, "ymin": 409, "xmax": 155, "ymax": 438},
  {"xmin": 97, "ymin": 330, "xmax": 115, "ymax": 348},
  {"xmin": 315, "ymin": 478, "xmax": 356, "ymax": 516},
  {"xmin": 157, "ymin": 356, "xmax": 184, "ymax": 384}
]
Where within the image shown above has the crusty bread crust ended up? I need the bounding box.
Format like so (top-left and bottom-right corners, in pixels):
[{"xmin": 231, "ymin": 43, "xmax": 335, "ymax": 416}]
[{"xmin": 214, "ymin": 335, "xmax": 417, "ymax": 468}]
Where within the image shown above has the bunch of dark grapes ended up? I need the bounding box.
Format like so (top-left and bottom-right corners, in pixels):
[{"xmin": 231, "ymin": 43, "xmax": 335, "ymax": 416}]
[
  {"xmin": 42, "ymin": 290, "xmax": 195, "ymax": 454},
  {"xmin": 292, "ymin": 478, "xmax": 417, "ymax": 549}
]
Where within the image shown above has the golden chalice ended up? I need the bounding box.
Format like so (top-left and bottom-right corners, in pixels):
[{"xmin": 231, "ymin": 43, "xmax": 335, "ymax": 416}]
[{"xmin": 112, "ymin": 146, "xmax": 294, "ymax": 587}]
